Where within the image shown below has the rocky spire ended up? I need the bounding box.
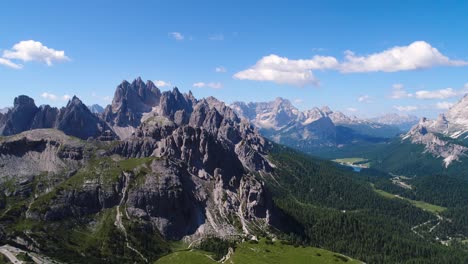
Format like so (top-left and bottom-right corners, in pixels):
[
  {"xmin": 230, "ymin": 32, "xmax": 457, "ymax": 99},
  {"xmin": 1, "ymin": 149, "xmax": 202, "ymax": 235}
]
[{"xmin": 0, "ymin": 95, "xmax": 39, "ymax": 136}]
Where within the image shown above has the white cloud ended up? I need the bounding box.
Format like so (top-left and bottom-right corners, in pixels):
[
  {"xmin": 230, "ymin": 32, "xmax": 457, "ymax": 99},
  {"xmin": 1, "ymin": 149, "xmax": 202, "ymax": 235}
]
[
  {"xmin": 294, "ymin": 98, "xmax": 304, "ymax": 104},
  {"xmin": 347, "ymin": 107, "xmax": 358, "ymax": 112},
  {"xmin": 169, "ymin": 32, "xmax": 184, "ymax": 41},
  {"xmin": 233, "ymin": 54, "xmax": 339, "ymax": 86},
  {"xmin": 209, "ymin": 34, "xmax": 224, "ymax": 41},
  {"xmin": 41, "ymin": 92, "xmax": 74, "ymax": 101},
  {"xmin": 436, "ymin": 101, "xmax": 454, "ymax": 109},
  {"xmin": 234, "ymin": 41, "xmax": 468, "ymax": 86},
  {"xmin": 415, "ymin": 88, "xmax": 457, "ymax": 99},
  {"xmin": 390, "ymin": 84, "xmax": 413, "ymax": 99},
  {"xmin": 3, "ymin": 40, "xmax": 69, "ymax": 66},
  {"xmin": 390, "ymin": 83, "xmax": 468, "ymax": 100},
  {"xmin": 415, "ymin": 88, "xmax": 458, "ymax": 99},
  {"xmin": 215, "ymin": 66, "xmax": 227, "ymax": 73},
  {"xmin": 358, "ymin": 95, "xmax": 371, "ymax": 103},
  {"xmin": 0, "ymin": 58, "xmax": 22, "ymax": 69},
  {"xmin": 193, "ymin": 82, "xmax": 223, "ymax": 89},
  {"xmin": 41, "ymin": 92, "xmax": 58, "ymax": 101},
  {"xmin": 394, "ymin": 105, "xmax": 418, "ymax": 112},
  {"xmin": 340, "ymin": 41, "xmax": 467, "ymax": 73},
  {"xmin": 154, "ymin": 80, "xmax": 171, "ymax": 87}
]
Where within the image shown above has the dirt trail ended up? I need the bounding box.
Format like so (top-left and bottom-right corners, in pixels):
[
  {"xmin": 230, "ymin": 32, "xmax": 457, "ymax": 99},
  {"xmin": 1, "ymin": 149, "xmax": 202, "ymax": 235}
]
[{"xmin": 114, "ymin": 172, "xmax": 148, "ymax": 263}]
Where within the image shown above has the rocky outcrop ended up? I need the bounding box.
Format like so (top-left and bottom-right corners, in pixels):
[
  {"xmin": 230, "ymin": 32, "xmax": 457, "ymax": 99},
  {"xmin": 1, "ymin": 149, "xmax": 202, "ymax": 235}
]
[
  {"xmin": 1, "ymin": 79, "xmax": 284, "ymax": 246},
  {"xmin": 31, "ymin": 105, "xmax": 59, "ymax": 129},
  {"xmin": 0, "ymin": 129, "xmax": 85, "ymax": 182},
  {"xmin": 402, "ymin": 95, "xmax": 468, "ymax": 167},
  {"xmin": 0, "ymin": 95, "xmax": 39, "ymax": 136},
  {"xmin": 56, "ymin": 96, "xmax": 115, "ymax": 140},
  {"xmin": 0, "ymin": 95, "xmax": 115, "ymax": 140},
  {"xmin": 103, "ymin": 77, "xmax": 162, "ymax": 128}
]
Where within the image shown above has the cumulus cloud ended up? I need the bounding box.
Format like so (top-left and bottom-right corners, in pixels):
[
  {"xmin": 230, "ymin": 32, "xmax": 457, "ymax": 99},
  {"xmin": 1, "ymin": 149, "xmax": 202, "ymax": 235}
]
[
  {"xmin": 294, "ymin": 98, "xmax": 304, "ymax": 104},
  {"xmin": 41, "ymin": 92, "xmax": 58, "ymax": 101},
  {"xmin": 193, "ymin": 82, "xmax": 223, "ymax": 89},
  {"xmin": 358, "ymin": 95, "xmax": 371, "ymax": 103},
  {"xmin": 414, "ymin": 88, "xmax": 460, "ymax": 99},
  {"xmin": 154, "ymin": 80, "xmax": 171, "ymax": 87},
  {"xmin": 234, "ymin": 41, "xmax": 468, "ymax": 86},
  {"xmin": 233, "ymin": 54, "xmax": 339, "ymax": 86},
  {"xmin": 41, "ymin": 92, "xmax": 73, "ymax": 101},
  {"xmin": 394, "ymin": 105, "xmax": 418, "ymax": 112},
  {"xmin": 215, "ymin": 66, "xmax": 227, "ymax": 73},
  {"xmin": 0, "ymin": 58, "xmax": 22, "ymax": 69},
  {"xmin": 169, "ymin": 32, "xmax": 184, "ymax": 41},
  {"xmin": 340, "ymin": 41, "xmax": 467, "ymax": 73},
  {"xmin": 436, "ymin": 101, "xmax": 454, "ymax": 109},
  {"xmin": 347, "ymin": 107, "xmax": 358, "ymax": 112},
  {"xmin": 3, "ymin": 40, "xmax": 69, "ymax": 66}
]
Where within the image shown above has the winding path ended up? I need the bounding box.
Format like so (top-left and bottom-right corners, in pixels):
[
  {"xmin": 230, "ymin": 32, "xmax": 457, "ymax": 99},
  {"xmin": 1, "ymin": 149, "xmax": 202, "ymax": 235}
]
[{"xmin": 114, "ymin": 172, "xmax": 148, "ymax": 263}]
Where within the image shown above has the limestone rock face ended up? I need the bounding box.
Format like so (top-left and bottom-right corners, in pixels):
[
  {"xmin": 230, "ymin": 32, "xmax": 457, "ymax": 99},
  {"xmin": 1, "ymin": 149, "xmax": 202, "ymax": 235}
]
[
  {"xmin": 103, "ymin": 77, "xmax": 162, "ymax": 128},
  {"xmin": 402, "ymin": 95, "xmax": 468, "ymax": 167},
  {"xmin": 0, "ymin": 129, "xmax": 85, "ymax": 182},
  {"xmin": 0, "ymin": 95, "xmax": 115, "ymax": 140},
  {"xmin": 1, "ymin": 95, "xmax": 39, "ymax": 136},
  {"xmin": 56, "ymin": 96, "xmax": 115, "ymax": 140},
  {"xmin": 0, "ymin": 78, "xmax": 287, "ymax": 245},
  {"xmin": 231, "ymin": 97, "xmax": 399, "ymax": 150},
  {"xmin": 31, "ymin": 105, "xmax": 59, "ymax": 129}
]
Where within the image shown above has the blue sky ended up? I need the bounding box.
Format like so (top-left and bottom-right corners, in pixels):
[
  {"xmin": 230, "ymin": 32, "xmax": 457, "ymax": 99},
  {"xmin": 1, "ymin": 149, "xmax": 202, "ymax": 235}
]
[{"xmin": 1, "ymin": 0, "xmax": 468, "ymax": 118}]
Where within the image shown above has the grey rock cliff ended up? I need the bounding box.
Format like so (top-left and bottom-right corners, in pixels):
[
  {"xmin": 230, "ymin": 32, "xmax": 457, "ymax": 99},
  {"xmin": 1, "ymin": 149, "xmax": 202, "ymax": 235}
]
[{"xmin": 103, "ymin": 77, "xmax": 162, "ymax": 128}]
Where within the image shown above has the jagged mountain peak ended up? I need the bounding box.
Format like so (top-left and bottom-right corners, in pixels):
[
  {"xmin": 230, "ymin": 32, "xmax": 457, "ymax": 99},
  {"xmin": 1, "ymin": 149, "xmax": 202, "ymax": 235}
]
[
  {"xmin": 403, "ymin": 95, "xmax": 468, "ymax": 167},
  {"xmin": 67, "ymin": 95, "xmax": 84, "ymax": 107},
  {"xmin": 14, "ymin": 95, "xmax": 36, "ymax": 108}
]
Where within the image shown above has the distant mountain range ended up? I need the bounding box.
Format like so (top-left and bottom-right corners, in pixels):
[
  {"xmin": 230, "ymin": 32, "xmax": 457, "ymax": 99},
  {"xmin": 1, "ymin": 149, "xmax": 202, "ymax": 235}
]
[
  {"xmin": 231, "ymin": 98, "xmax": 408, "ymax": 151},
  {"xmin": 402, "ymin": 95, "xmax": 468, "ymax": 167},
  {"xmin": 0, "ymin": 95, "xmax": 114, "ymax": 140},
  {"xmin": 369, "ymin": 113, "xmax": 419, "ymax": 131},
  {"xmin": 1, "ymin": 78, "xmax": 467, "ymax": 263},
  {"xmin": 88, "ymin": 104, "xmax": 105, "ymax": 114},
  {"xmin": 0, "ymin": 107, "xmax": 9, "ymax": 114},
  {"xmin": 365, "ymin": 94, "xmax": 468, "ymax": 178}
]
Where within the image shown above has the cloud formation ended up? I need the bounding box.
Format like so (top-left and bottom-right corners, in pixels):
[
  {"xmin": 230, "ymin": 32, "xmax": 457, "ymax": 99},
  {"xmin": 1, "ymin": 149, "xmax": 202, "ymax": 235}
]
[
  {"xmin": 169, "ymin": 32, "xmax": 184, "ymax": 41},
  {"xmin": 41, "ymin": 92, "xmax": 71, "ymax": 101},
  {"xmin": 394, "ymin": 105, "xmax": 418, "ymax": 112},
  {"xmin": 435, "ymin": 101, "xmax": 454, "ymax": 109},
  {"xmin": 233, "ymin": 54, "xmax": 339, "ymax": 86},
  {"xmin": 415, "ymin": 88, "xmax": 458, "ymax": 99},
  {"xmin": 340, "ymin": 41, "xmax": 467, "ymax": 73},
  {"xmin": 215, "ymin": 66, "xmax": 227, "ymax": 73},
  {"xmin": 154, "ymin": 80, "xmax": 171, "ymax": 87},
  {"xmin": 390, "ymin": 84, "xmax": 413, "ymax": 99},
  {"xmin": 0, "ymin": 58, "xmax": 22, "ymax": 69},
  {"xmin": 391, "ymin": 83, "xmax": 468, "ymax": 100},
  {"xmin": 3, "ymin": 40, "xmax": 69, "ymax": 66},
  {"xmin": 234, "ymin": 41, "xmax": 468, "ymax": 86},
  {"xmin": 358, "ymin": 95, "xmax": 371, "ymax": 103},
  {"xmin": 193, "ymin": 82, "xmax": 223, "ymax": 89}
]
